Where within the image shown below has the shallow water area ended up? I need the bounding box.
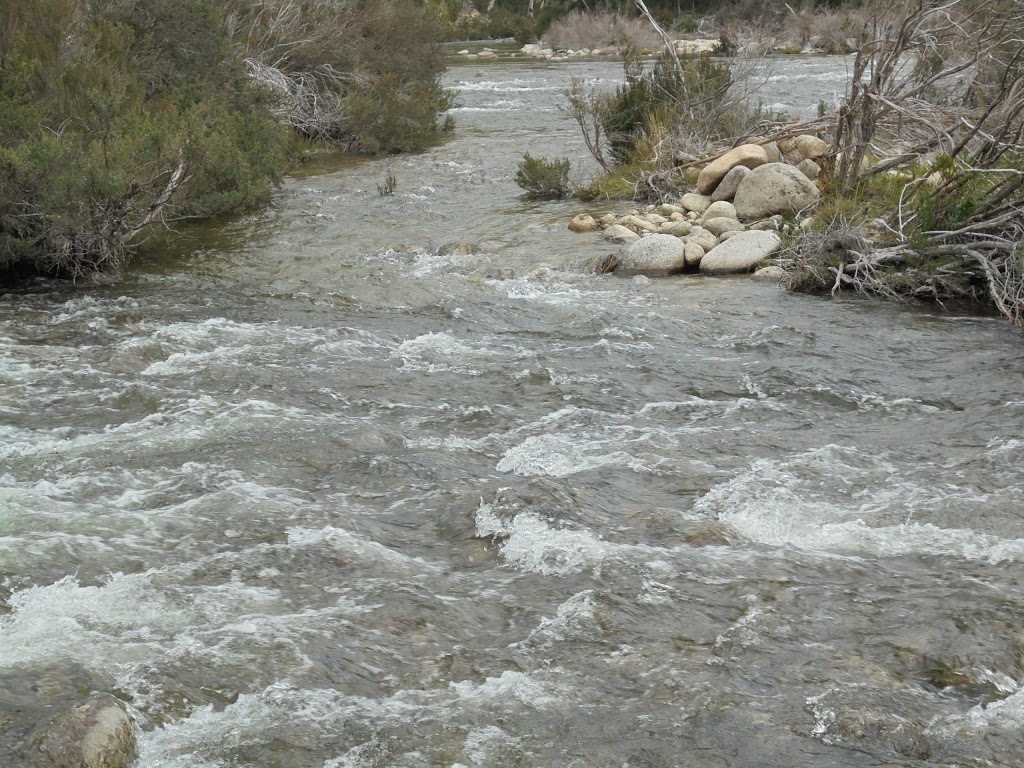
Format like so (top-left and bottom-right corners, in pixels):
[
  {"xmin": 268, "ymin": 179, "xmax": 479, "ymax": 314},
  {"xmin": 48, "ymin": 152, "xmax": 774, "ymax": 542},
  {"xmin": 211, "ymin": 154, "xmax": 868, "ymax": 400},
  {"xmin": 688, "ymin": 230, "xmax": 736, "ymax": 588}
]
[{"xmin": 2, "ymin": 56, "xmax": 1024, "ymax": 768}]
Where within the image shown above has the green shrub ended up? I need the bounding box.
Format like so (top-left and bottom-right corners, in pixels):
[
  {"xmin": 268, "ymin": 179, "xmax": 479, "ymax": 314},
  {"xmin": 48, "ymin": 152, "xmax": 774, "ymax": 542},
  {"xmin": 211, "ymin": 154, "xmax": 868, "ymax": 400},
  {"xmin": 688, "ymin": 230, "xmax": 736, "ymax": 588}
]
[
  {"xmin": 0, "ymin": 0, "xmax": 295, "ymax": 278},
  {"xmin": 514, "ymin": 154, "xmax": 572, "ymax": 199},
  {"xmin": 377, "ymin": 170, "xmax": 397, "ymax": 196},
  {"xmin": 596, "ymin": 52, "xmax": 733, "ymax": 165}
]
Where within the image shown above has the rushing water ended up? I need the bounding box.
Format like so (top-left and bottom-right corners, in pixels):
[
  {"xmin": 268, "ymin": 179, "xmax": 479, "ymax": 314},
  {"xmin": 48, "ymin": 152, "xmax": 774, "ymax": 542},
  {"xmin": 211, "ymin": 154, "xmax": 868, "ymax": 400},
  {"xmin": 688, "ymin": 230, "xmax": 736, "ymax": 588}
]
[{"xmin": 2, "ymin": 55, "xmax": 1024, "ymax": 768}]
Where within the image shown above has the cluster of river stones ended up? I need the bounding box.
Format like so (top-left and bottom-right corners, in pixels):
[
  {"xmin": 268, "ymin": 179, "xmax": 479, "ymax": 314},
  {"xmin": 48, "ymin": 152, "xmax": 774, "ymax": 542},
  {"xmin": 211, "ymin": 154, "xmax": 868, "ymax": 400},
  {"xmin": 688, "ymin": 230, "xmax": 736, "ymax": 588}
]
[{"xmin": 570, "ymin": 135, "xmax": 829, "ymax": 280}]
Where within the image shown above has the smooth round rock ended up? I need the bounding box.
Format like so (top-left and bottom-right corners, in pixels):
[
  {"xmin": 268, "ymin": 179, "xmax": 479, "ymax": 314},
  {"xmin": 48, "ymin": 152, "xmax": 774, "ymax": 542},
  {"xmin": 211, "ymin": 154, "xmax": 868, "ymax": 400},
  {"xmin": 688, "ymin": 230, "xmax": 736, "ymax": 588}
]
[
  {"xmin": 618, "ymin": 233, "xmax": 687, "ymax": 277},
  {"xmin": 711, "ymin": 165, "xmax": 750, "ymax": 202},
  {"xmin": 568, "ymin": 214, "xmax": 598, "ymax": 233},
  {"xmin": 679, "ymin": 193, "xmax": 712, "ymax": 214},
  {"xmin": 696, "ymin": 144, "xmax": 769, "ymax": 194},
  {"xmin": 603, "ymin": 224, "xmax": 641, "ymax": 244},
  {"xmin": 702, "ymin": 200, "xmax": 738, "ymax": 221},
  {"xmin": 25, "ymin": 693, "xmax": 136, "ymax": 768},
  {"xmin": 751, "ymin": 265, "xmax": 788, "ymax": 282},
  {"xmin": 733, "ymin": 163, "xmax": 820, "ymax": 220},
  {"xmin": 699, "ymin": 230, "xmax": 783, "ymax": 274},
  {"xmin": 702, "ymin": 217, "xmax": 745, "ymax": 237}
]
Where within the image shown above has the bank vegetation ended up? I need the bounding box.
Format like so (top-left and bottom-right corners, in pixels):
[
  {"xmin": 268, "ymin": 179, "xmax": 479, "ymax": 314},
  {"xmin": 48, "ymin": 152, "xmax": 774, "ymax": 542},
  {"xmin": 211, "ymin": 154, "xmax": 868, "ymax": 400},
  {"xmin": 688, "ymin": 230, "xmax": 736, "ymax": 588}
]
[
  {"xmin": 544, "ymin": 0, "xmax": 1024, "ymax": 327},
  {"xmin": 0, "ymin": 0, "xmax": 451, "ymax": 281}
]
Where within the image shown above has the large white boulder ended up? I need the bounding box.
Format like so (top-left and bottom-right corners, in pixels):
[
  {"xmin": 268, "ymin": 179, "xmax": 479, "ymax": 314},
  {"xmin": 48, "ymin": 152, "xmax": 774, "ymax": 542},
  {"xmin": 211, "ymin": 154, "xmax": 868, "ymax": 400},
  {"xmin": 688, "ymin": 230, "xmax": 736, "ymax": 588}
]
[
  {"xmin": 699, "ymin": 230, "xmax": 782, "ymax": 274},
  {"xmin": 696, "ymin": 144, "xmax": 769, "ymax": 195},
  {"xmin": 618, "ymin": 234, "xmax": 687, "ymax": 276},
  {"xmin": 733, "ymin": 163, "xmax": 820, "ymax": 219}
]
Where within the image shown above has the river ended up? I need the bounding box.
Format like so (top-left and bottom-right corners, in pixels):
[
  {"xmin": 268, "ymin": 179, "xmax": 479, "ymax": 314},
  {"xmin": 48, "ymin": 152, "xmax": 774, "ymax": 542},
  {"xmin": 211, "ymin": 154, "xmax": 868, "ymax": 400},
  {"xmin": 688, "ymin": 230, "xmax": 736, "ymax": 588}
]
[{"xmin": 2, "ymin": 54, "xmax": 1024, "ymax": 768}]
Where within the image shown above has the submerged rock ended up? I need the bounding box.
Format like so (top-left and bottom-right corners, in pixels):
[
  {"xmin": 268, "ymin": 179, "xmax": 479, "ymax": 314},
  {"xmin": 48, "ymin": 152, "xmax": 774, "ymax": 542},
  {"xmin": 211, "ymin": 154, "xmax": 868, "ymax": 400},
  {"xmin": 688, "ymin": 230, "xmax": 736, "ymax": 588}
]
[
  {"xmin": 23, "ymin": 693, "xmax": 136, "ymax": 768},
  {"xmin": 437, "ymin": 241, "xmax": 478, "ymax": 257},
  {"xmin": 568, "ymin": 213, "xmax": 598, "ymax": 233},
  {"xmin": 751, "ymin": 265, "xmax": 788, "ymax": 283}
]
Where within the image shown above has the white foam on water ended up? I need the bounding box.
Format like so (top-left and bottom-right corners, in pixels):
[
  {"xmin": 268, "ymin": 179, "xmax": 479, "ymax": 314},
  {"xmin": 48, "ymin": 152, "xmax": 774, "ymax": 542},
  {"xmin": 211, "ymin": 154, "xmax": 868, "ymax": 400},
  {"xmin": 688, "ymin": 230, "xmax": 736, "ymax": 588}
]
[
  {"xmin": 0, "ymin": 574, "xmax": 197, "ymax": 669},
  {"xmin": 696, "ymin": 445, "xmax": 1024, "ymax": 562},
  {"xmin": 394, "ymin": 331, "xmax": 524, "ymax": 375},
  {"xmin": 927, "ymin": 680, "xmax": 1024, "ymax": 740},
  {"xmin": 449, "ymin": 669, "xmax": 563, "ymax": 709},
  {"xmin": 137, "ymin": 671, "xmax": 560, "ymax": 767},
  {"xmin": 475, "ymin": 501, "xmax": 660, "ymax": 576},
  {"xmin": 286, "ymin": 525, "xmax": 441, "ymax": 573},
  {"xmin": 0, "ymin": 397, "xmax": 316, "ymax": 462},
  {"xmin": 452, "ymin": 79, "xmax": 560, "ymax": 93},
  {"xmin": 496, "ymin": 433, "xmax": 651, "ymax": 477},
  {"xmin": 513, "ymin": 590, "xmax": 599, "ymax": 648},
  {"xmin": 461, "ymin": 725, "xmax": 518, "ymax": 766}
]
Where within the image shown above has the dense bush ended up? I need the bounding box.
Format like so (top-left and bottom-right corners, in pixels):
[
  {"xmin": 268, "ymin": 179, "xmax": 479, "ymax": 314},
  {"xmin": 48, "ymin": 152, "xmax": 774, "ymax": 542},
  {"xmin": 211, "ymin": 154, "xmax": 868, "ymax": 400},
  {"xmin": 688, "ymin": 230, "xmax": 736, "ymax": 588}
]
[
  {"xmin": 0, "ymin": 0, "xmax": 294, "ymax": 278},
  {"xmin": 235, "ymin": 0, "xmax": 452, "ymax": 153},
  {"xmin": 542, "ymin": 10, "xmax": 661, "ymax": 51},
  {"xmin": 0, "ymin": 0, "xmax": 452, "ymax": 280}
]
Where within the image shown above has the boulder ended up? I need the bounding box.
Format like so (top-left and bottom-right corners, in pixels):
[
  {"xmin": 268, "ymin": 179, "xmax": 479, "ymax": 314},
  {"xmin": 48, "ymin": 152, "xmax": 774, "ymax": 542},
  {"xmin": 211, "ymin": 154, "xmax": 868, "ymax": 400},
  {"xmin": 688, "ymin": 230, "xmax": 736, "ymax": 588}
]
[
  {"xmin": 683, "ymin": 242, "xmax": 705, "ymax": 267},
  {"xmin": 657, "ymin": 220, "xmax": 692, "ymax": 237},
  {"xmin": 684, "ymin": 226, "xmax": 718, "ymax": 253},
  {"xmin": 702, "ymin": 217, "xmax": 745, "ymax": 237},
  {"xmin": 679, "ymin": 193, "xmax": 712, "ymax": 214},
  {"xmin": 733, "ymin": 163, "xmax": 820, "ymax": 219},
  {"xmin": 702, "ymin": 200, "xmax": 738, "ymax": 221},
  {"xmin": 617, "ymin": 234, "xmax": 687, "ymax": 277},
  {"xmin": 795, "ymin": 134, "xmax": 828, "ymax": 160},
  {"xmin": 751, "ymin": 265, "xmax": 788, "ymax": 283},
  {"xmin": 750, "ymin": 214, "xmax": 786, "ymax": 231},
  {"xmin": 796, "ymin": 158, "xmax": 821, "ymax": 181},
  {"xmin": 763, "ymin": 142, "xmax": 783, "ymax": 164},
  {"xmin": 437, "ymin": 241, "xmax": 478, "ymax": 257},
  {"xmin": 623, "ymin": 215, "xmax": 659, "ymax": 233},
  {"xmin": 711, "ymin": 165, "xmax": 750, "ymax": 202},
  {"xmin": 699, "ymin": 230, "xmax": 782, "ymax": 274},
  {"xmin": 696, "ymin": 144, "xmax": 768, "ymax": 195},
  {"xmin": 568, "ymin": 214, "xmax": 598, "ymax": 233},
  {"xmin": 24, "ymin": 693, "xmax": 136, "ymax": 768},
  {"xmin": 603, "ymin": 224, "xmax": 641, "ymax": 244},
  {"xmin": 598, "ymin": 213, "xmax": 618, "ymax": 228}
]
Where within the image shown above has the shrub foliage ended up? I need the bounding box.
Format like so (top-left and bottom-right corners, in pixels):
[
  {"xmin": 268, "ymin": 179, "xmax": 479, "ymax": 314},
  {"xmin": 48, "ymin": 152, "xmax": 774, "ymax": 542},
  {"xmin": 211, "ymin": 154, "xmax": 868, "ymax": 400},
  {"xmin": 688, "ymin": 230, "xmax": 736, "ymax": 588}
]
[
  {"xmin": 0, "ymin": 0, "xmax": 451, "ymax": 280},
  {"xmin": 514, "ymin": 154, "xmax": 573, "ymax": 199}
]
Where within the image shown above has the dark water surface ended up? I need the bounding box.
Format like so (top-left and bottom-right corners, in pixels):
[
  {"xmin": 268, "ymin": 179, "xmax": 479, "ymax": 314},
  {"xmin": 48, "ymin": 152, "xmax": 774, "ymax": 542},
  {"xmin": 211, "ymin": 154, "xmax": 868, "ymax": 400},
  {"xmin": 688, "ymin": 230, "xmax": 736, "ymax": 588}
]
[{"xmin": 2, "ymin": 56, "xmax": 1023, "ymax": 768}]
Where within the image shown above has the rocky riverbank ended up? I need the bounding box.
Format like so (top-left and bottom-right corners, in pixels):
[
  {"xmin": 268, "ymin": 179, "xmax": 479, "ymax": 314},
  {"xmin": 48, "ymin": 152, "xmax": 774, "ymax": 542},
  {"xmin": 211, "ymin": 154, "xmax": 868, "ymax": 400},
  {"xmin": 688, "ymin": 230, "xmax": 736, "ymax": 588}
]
[{"xmin": 571, "ymin": 136, "xmax": 828, "ymax": 280}]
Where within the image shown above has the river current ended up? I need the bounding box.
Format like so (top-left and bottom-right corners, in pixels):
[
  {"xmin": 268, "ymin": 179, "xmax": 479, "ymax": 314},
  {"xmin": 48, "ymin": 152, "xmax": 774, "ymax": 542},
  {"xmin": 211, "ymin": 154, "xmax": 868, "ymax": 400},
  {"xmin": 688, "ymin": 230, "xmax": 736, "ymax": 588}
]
[{"xmin": 2, "ymin": 54, "xmax": 1024, "ymax": 767}]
